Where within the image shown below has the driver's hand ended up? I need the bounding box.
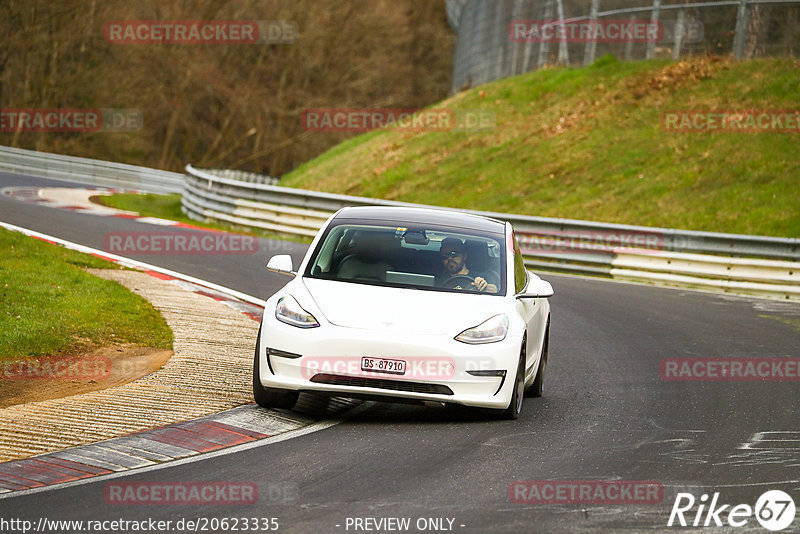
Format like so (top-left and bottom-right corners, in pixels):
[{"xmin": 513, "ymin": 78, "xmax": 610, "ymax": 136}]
[{"xmin": 472, "ymin": 277, "xmax": 497, "ymax": 293}]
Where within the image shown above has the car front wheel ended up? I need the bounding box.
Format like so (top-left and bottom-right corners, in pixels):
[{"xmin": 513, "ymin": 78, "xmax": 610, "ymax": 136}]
[
  {"xmin": 526, "ymin": 321, "xmax": 549, "ymax": 398},
  {"xmin": 499, "ymin": 348, "xmax": 525, "ymax": 420},
  {"xmin": 252, "ymin": 326, "xmax": 299, "ymax": 410}
]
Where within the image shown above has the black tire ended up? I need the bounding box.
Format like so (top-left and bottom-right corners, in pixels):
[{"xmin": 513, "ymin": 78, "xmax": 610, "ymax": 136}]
[
  {"xmin": 500, "ymin": 349, "xmax": 525, "ymax": 420},
  {"xmin": 526, "ymin": 321, "xmax": 549, "ymax": 398},
  {"xmin": 252, "ymin": 326, "xmax": 299, "ymax": 410}
]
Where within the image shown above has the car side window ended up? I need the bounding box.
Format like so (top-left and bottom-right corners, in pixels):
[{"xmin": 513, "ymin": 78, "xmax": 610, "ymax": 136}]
[{"xmin": 512, "ymin": 232, "xmax": 526, "ymax": 294}]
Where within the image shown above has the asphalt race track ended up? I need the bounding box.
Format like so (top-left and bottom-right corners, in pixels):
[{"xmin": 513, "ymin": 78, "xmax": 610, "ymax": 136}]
[{"xmin": 1, "ymin": 171, "xmax": 799, "ymax": 533}]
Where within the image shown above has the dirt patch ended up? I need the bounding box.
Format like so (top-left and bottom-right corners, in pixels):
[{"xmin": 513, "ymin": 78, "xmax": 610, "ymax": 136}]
[
  {"xmin": 0, "ymin": 344, "xmax": 172, "ymax": 408},
  {"xmin": 541, "ymin": 100, "xmax": 592, "ymax": 138},
  {"xmin": 631, "ymin": 56, "xmax": 729, "ymax": 99}
]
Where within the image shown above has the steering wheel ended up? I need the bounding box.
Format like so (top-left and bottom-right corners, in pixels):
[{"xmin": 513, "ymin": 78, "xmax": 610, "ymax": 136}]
[{"xmin": 442, "ymin": 275, "xmax": 476, "ymax": 290}]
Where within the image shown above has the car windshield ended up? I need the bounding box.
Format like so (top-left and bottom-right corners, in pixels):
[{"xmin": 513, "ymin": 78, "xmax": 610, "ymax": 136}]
[{"xmin": 304, "ymin": 221, "xmax": 506, "ymax": 295}]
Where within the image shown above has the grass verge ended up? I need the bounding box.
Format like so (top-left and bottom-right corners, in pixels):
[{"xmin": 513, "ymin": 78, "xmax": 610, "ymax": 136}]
[{"xmin": 0, "ymin": 228, "xmax": 173, "ymax": 360}]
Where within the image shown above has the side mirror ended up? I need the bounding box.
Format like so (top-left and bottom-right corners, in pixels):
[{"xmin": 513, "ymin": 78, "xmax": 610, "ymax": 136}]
[
  {"xmin": 267, "ymin": 254, "xmax": 295, "ymax": 276},
  {"xmin": 518, "ymin": 278, "xmax": 554, "ymax": 299}
]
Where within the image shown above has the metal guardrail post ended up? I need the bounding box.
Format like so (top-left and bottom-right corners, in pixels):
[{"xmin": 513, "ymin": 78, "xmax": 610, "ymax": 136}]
[
  {"xmin": 733, "ymin": 0, "xmax": 750, "ymax": 59},
  {"xmin": 646, "ymin": 0, "xmax": 662, "ymax": 59},
  {"xmin": 673, "ymin": 8, "xmax": 685, "ymax": 60},
  {"xmin": 519, "ymin": 0, "xmax": 536, "ymax": 73},
  {"xmin": 494, "ymin": 1, "xmax": 508, "ymax": 82},
  {"xmin": 537, "ymin": 0, "xmax": 554, "ymax": 68},
  {"xmin": 555, "ymin": 0, "xmax": 569, "ymax": 64},
  {"xmin": 624, "ymin": 14, "xmax": 636, "ymax": 60},
  {"xmin": 583, "ymin": 0, "xmax": 600, "ymax": 66}
]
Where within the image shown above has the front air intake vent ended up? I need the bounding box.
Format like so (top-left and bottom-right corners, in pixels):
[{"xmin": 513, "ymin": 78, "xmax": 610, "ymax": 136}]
[{"xmin": 310, "ymin": 373, "xmax": 454, "ymax": 396}]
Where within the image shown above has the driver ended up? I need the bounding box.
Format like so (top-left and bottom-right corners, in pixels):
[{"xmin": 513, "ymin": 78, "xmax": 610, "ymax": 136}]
[{"xmin": 437, "ymin": 237, "xmax": 498, "ymax": 293}]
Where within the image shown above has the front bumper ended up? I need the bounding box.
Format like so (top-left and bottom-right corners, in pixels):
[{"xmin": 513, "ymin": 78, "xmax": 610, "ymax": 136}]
[{"xmin": 256, "ymin": 314, "xmax": 523, "ymax": 410}]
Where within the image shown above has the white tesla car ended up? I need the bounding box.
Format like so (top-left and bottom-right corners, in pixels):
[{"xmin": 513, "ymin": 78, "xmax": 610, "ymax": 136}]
[{"xmin": 253, "ymin": 206, "xmax": 552, "ymax": 419}]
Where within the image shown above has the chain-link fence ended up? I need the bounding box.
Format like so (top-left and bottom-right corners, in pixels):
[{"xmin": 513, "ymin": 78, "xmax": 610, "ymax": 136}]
[{"xmin": 448, "ymin": 0, "xmax": 800, "ymax": 92}]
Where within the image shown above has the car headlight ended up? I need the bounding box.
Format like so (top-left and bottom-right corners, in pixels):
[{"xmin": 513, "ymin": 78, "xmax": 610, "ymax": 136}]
[
  {"xmin": 275, "ymin": 295, "xmax": 319, "ymax": 328},
  {"xmin": 455, "ymin": 314, "xmax": 509, "ymax": 344}
]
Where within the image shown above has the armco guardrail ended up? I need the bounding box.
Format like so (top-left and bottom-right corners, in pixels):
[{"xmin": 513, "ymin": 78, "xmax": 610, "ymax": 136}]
[
  {"xmin": 3, "ymin": 146, "xmax": 795, "ymax": 299},
  {"xmin": 0, "ymin": 145, "xmax": 183, "ymax": 194},
  {"xmin": 184, "ymin": 165, "xmax": 800, "ymax": 300}
]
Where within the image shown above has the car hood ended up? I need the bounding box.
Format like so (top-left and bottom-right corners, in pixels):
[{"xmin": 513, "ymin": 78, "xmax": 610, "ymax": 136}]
[{"xmin": 301, "ymin": 278, "xmax": 504, "ymax": 335}]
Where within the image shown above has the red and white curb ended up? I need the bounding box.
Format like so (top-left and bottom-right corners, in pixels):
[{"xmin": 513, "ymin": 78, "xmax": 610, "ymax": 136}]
[
  {"xmin": 0, "ymin": 400, "xmax": 360, "ymax": 499},
  {"xmin": 0, "ymin": 407, "xmax": 289, "ymax": 494}
]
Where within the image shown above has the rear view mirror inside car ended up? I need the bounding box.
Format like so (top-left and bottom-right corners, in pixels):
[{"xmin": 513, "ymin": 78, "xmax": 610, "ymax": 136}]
[{"xmin": 402, "ymin": 229, "xmax": 429, "ymax": 245}]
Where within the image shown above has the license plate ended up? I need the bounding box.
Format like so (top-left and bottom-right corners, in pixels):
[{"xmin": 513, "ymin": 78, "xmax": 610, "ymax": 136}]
[{"xmin": 361, "ymin": 357, "xmax": 406, "ymax": 375}]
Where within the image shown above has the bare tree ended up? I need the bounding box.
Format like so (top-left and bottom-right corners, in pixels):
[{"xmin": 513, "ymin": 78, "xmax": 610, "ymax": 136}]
[{"xmin": 0, "ymin": 0, "xmax": 455, "ymax": 176}]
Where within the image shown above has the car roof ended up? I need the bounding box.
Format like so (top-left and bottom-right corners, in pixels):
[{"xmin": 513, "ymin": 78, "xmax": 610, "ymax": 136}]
[{"xmin": 332, "ymin": 206, "xmax": 506, "ymax": 234}]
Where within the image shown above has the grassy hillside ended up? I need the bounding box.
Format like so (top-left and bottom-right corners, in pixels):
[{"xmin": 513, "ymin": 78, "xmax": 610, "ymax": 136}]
[{"xmin": 281, "ymin": 56, "xmax": 800, "ymax": 237}]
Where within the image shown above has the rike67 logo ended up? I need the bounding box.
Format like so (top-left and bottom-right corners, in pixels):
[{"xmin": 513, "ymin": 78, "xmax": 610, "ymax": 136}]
[{"xmin": 668, "ymin": 490, "xmax": 796, "ymax": 531}]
